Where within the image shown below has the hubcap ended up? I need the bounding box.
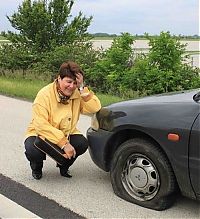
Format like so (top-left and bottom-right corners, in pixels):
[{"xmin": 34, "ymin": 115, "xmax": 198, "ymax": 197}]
[
  {"xmin": 130, "ymin": 167, "xmax": 148, "ymax": 188},
  {"xmin": 121, "ymin": 154, "xmax": 160, "ymax": 201}
]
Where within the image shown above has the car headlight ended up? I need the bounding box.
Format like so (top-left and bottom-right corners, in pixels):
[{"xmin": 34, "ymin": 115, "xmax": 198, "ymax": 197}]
[{"xmin": 91, "ymin": 113, "xmax": 99, "ymax": 131}]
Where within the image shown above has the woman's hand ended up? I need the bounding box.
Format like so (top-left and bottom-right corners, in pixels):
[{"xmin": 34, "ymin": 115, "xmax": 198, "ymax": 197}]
[
  {"xmin": 76, "ymin": 72, "xmax": 84, "ymax": 88},
  {"xmin": 62, "ymin": 143, "xmax": 76, "ymax": 159}
]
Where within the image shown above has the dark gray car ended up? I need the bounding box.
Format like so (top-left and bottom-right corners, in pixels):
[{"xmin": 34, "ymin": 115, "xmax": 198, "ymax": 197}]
[{"xmin": 87, "ymin": 89, "xmax": 200, "ymax": 210}]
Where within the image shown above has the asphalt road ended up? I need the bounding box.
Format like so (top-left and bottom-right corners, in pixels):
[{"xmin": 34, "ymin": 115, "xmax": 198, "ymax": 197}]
[{"xmin": 0, "ymin": 94, "xmax": 200, "ymax": 218}]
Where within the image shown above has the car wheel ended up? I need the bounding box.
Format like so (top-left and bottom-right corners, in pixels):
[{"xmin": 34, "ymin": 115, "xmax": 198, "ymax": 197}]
[{"xmin": 110, "ymin": 138, "xmax": 178, "ymax": 210}]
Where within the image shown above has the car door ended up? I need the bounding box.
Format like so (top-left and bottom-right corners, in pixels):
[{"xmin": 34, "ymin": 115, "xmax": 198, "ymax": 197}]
[{"xmin": 189, "ymin": 114, "xmax": 200, "ymax": 195}]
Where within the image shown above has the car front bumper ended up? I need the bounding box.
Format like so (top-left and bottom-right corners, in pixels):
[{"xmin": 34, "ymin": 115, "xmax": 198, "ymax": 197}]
[{"xmin": 87, "ymin": 127, "xmax": 112, "ymax": 171}]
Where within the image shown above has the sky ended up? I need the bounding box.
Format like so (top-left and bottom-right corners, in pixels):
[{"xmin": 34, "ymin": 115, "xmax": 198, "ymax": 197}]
[{"xmin": 0, "ymin": 0, "xmax": 199, "ymax": 36}]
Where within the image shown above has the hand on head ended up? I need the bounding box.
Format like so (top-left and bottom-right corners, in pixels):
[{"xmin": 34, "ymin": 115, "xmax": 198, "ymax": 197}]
[{"xmin": 76, "ymin": 72, "xmax": 84, "ymax": 88}]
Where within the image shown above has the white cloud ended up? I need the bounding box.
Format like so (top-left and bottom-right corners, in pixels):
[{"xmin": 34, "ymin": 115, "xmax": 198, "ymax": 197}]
[
  {"xmin": 0, "ymin": 0, "xmax": 199, "ymax": 35},
  {"xmin": 71, "ymin": 0, "xmax": 199, "ymax": 35}
]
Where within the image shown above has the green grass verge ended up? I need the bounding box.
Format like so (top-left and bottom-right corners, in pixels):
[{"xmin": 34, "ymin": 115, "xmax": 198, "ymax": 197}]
[
  {"xmin": 0, "ymin": 76, "xmax": 48, "ymax": 101},
  {"xmin": 97, "ymin": 93, "xmax": 123, "ymax": 106},
  {"xmin": 0, "ymin": 76, "xmax": 123, "ymax": 106}
]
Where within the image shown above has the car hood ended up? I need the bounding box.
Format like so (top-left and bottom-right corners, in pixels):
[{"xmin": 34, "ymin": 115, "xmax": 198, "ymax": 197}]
[
  {"xmin": 97, "ymin": 89, "xmax": 200, "ymax": 133},
  {"xmin": 108, "ymin": 89, "xmax": 200, "ymax": 108}
]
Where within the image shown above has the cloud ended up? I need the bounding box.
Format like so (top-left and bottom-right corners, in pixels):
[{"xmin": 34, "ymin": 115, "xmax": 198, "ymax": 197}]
[
  {"xmin": 71, "ymin": 0, "xmax": 199, "ymax": 35},
  {"xmin": 0, "ymin": 0, "xmax": 199, "ymax": 35}
]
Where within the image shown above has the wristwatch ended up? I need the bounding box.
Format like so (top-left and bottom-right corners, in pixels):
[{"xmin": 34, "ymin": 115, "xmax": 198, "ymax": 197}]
[{"xmin": 79, "ymin": 83, "xmax": 84, "ymax": 91}]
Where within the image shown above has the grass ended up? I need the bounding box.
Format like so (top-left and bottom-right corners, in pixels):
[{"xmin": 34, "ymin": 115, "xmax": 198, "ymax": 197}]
[
  {"xmin": 0, "ymin": 36, "xmax": 6, "ymax": 40},
  {"xmin": 0, "ymin": 76, "xmax": 48, "ymax": 101},
  {"xmin": 0, "ymin": 76, "xmax": 123, "ymax": 106},
  {"xmin": 92, "ymin": 37, "xmax": 115, "ymax": 40},
  {"xmin": 97, "ymin": 93, "xmax": 123, "ymax": 106},
  {"xmin": 186, "ymin": 51, "xmax": 200, "ymax": 55}
]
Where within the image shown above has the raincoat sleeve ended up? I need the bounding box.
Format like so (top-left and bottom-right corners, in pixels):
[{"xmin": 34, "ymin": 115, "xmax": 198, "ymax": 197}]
[{"xmin": 80, "ymin": 87, "xmax": 101, "ymax": 114}]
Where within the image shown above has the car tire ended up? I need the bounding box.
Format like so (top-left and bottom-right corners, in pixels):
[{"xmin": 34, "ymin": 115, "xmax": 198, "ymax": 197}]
[{"xmin": 110, "ymin": 138, "xmax": 178, "ymax": 210}]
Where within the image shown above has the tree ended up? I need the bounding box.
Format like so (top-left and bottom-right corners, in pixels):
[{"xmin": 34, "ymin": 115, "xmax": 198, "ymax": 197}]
[
  {"xmin": 6, "ymin": 0, "xmax": 92, "ymax": 53},
  {"xmin": 147, "ymin": 31, "xmax": 186, "ymax": 72},
  {"xmin": 0, "ymin": 0, "xmax": 96, "ymax": 76},
  {"xmin": 87, "ymin": 33, "xmax": 135, "ymax": 94},
  {"xmin": 123, "ymin": 32, "xmax": 200, "ymax": 95}
]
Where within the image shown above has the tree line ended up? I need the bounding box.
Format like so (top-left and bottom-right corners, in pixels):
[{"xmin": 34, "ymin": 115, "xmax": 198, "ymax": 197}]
[{"xmin": 0, "ymin": 0, "xmax": 199, "ymax": 98}]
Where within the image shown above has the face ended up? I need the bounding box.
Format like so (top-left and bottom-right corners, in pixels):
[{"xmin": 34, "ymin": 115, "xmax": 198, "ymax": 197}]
[{"xmin": 58, "ymin": 76, "xmax": 77, "ymax": 96}]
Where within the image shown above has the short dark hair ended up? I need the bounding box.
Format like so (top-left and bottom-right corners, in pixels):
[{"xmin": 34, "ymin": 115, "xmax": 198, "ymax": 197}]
[{"xmin": 58, "ymin": 61, "xmax": 84, "ymax": 80}]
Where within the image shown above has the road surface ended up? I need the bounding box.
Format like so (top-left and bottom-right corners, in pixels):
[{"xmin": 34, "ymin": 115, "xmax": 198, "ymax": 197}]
[{"xmin": 0, "ymin": 94, "xmax": 199, "ymax": 218}]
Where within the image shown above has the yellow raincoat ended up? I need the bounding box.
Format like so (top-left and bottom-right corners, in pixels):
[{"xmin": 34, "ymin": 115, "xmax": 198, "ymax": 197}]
[{"xmin": 25, "ymin": 81, "xmax": 101, "ymax": 148}]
